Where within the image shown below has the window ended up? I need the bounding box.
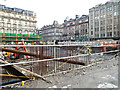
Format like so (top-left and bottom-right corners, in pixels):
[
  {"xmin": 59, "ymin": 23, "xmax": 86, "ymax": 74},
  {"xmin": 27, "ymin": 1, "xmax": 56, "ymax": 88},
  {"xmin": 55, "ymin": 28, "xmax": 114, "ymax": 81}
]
[
  {"xmin": 103, "ymin": 27, "xmax": 105, "ymax": 31},
  {"xmin": 91, "ymin": 31, "xmax": 93, "ymax": 35},
  {"xmin": 114, "ymin": 12, "xmax": 117, "ymax": 16},
  {"xmin": 109, "ymin": 25, "xmax": 112, "ymax": 30},
  {"xmin": 0, "ymin": 5, "xmax": 4, "ymax": 10},
  {"xmin": 86, "ymin": 29, "xmax": 87, "ymax": 33},
  {"xmin": 110, "ymin": 12, "xmax": 112, "ymax": 17},
  {"xmin": 8, "ymin": 24, "xmax": 10, "ymax": 27},
  {"xmin": 29, "ymin": 22, "xmax": 31, "ymax": 25},
  {"xmin": 109, "ymin": 19, "xmax": 112, "ymax": 24},
  {"xmin": 14, "ymin": 8, "xmax": 23, "ymax": 13},
  {"xmin": 1, "ymin": 18, "xmax": 4, "ymax": 21},
  {"xmin": 95, "ymin": 22, "xmax": 99, "ymax": 26},
  {"xmin": 95, "ymin": 34, "xmax": 97, "ymax": 37},
  {"xmin": 115, "ymin": 18, "xmax": 118, "ymax": 23},
  {"xmin": 14, "ymin": 25, "xmax": 17, "ymax": 28},
  {"xmin": 8, "ymin": 19, "xmax": 10, "ymax": 22},
  {"xmin": 110, "ymin": 32, "xmax": 112, "ymax": 36},
  {"xmin": 95, "ymin": 22, "xmax": 97, "ymax": 26},
  {"xmin": 103, "ymin": 15, "xmax": 105, "ymax": 18},
  {"xmin": 100, "ymin": 21, "xmax": 103, "ymax": 25},
  {"xmin": 95, "ymin": 11, "xmax": 97, "ymax": 15},
  {"xmin": 97, "ymin": 28, "xmax": 99, "ymax": 31},
  {"xmin": 97, "ymin": 34, "xmax": 99, "ymax": 37},
  {"xmin": 103, "ymin": 8, "xmax": 105, "ymax": 13},
  {"xmin": 100, "ymin": 9, "xmax": 103, "ymax": 14},
  {"xmin": 25, "ymin": 22, "xmax": 27, "ymax": 25},
  {"xmin": 100, "ymin": 15, "xmax": 103, "ymax": 18},
  {"xmin": 25, "ymin": 30, "xmax": 27, "ymax": 34},
  {"xmin": 95, "ymin": 28, "xmax": 97, "ymax": 32},
  {"xmin": 110, "ymin": 6, "xmax": 112, "ymax": 11},
  {"xmin": 103, "ymin": 33, "xmax": 105, "ymax": 37},
  {"xmin": 107, "ymin": 7, "xmax": 109, "ymax": 11},
  {"xmin": 1, "ymin": 29, "xmax": 3, "ymax": 33},
  {"xmin": 1, "ymin": 23, "xmax": 4, "ymax": 26},
  {"xmin": 1, "ymin": 12, "xmax": 4, "ymax": 16},
  {"xmin": 107, "ymin": 32, "xmax": 109, "ymax": 36},
  {"xmin": 100, "ymin": 27, "xmax": 103, "ymax": 31},
  {"xmin": 98, "ymin": 11, "xmax": 99, "ymax": 14},
  {"xmin": 114, "ymin": 5, "xmax": 117, "ymax": 10}
]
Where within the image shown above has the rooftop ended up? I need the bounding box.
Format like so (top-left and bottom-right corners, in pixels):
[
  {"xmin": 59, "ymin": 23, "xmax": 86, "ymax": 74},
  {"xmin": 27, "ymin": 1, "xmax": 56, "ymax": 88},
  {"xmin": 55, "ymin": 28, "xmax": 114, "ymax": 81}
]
[
  {"xmin": 89, "ymin": 0, "xmax": 120, "ymax": 10},
  {"xmin": 0, "ymin": 4, "xmax": 35, "ymax": 16},
  {"xmin": 63, "ymin": 15, "xmax": 89, "ymax": 26}
]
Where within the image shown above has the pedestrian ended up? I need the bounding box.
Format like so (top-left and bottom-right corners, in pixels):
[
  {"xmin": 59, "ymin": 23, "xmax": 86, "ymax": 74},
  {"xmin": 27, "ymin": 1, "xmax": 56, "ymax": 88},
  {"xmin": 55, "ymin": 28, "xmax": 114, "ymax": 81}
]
[{"xmin": 55, "ymin": 40, "xmax": 58, "ymax": 45}]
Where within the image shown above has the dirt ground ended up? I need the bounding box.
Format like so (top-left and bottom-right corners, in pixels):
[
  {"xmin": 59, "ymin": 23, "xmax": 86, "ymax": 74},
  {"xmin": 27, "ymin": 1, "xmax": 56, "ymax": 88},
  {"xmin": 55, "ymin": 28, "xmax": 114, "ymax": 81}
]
[{"xmin": 20, "ymin": 54, "xmax": 118, "ymax": 88}]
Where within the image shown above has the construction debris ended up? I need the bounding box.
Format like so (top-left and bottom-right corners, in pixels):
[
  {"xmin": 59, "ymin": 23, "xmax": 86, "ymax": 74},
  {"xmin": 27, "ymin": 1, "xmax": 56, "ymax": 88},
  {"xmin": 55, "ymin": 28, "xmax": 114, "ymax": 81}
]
[
  {"xmin": 0, "ymin": 41, "xmax": 119, "ymax": 88},
  {"xmin": 0, "ymin": 59, "xmax": 52, "ymax": 85}
]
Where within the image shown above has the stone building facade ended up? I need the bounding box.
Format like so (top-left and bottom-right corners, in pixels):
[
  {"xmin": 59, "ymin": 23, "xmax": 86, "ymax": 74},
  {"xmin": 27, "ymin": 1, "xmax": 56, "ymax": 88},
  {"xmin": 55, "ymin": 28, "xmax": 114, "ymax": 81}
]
[
  {"xmin": 41, "ymin": 20, "xmax": 62, "ymax": 42},
  {"xmin": 0, "ymin": 4, "xmax": 37, "ymax": 34},
  {"xmin": 62, "ymin": 15, "xmax": 89, "ymax": 41},
  {"xmin": 89, "ymin": 0, "xmax": 120, "ymax": 40}
]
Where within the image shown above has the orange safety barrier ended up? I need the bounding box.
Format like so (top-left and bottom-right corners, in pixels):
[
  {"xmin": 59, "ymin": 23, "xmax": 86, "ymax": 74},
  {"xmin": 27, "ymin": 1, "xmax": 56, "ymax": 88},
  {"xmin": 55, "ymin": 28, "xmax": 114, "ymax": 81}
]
[
  {"xmin": 103, "ymin": 42, "xmax": 120, "ymax": 52},
  {"xmin": 37, "ymin": 35, "xmax": 39, "ymax": 44},
  {"xmin": 37, "ymin": 35, "xmax": 39, "ymax": 40},
  {"xmin": 32, "ymin": 41, "xmax": 34, "ymax": 45},
  {"xmin": 3, "ymin": 33, "xmax": 5, "ymax": 36},
  {"xmin": 3, "ymin": 33, "xmax": 5, "ymax": 41},
  {"xmin": 103, "ymin": 42, "xmax": 106, "ymax": 52},
  {"xmin": 15, "ymin": 41, "xmax": 28, "ymax": 59}
]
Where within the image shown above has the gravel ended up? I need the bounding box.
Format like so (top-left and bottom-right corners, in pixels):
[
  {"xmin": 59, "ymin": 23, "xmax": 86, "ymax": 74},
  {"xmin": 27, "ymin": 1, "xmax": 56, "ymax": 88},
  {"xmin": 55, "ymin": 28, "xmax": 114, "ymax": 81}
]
[{"xmin": 20, "ymin": 54, "xmax": 118, "ymax": 88}]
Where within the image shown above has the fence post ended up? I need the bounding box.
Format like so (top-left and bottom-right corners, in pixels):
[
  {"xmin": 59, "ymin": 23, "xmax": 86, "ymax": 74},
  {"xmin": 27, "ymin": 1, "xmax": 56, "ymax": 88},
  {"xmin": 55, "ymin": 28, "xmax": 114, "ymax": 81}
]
[
  {"xmin": 40, "ymin": 46, "xmax": 44, "ymax": 75},
  {"xmin": 118, "ymin": 40, "xmax": 120, "ymax": 51},
  {"xmin": 86, "ymin": 46, "xmax": 90, "ymax": 66},
  {"xmin": 54, "ymin": 40, "xmax": 56, "ymax": 73}
]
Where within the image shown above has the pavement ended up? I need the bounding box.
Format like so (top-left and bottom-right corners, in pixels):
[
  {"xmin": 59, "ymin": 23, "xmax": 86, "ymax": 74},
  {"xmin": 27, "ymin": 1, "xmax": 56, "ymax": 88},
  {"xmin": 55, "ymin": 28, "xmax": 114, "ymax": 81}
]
[{"xmin": 20, "ymin": 54, "xmax": 118, "ymax": 88}]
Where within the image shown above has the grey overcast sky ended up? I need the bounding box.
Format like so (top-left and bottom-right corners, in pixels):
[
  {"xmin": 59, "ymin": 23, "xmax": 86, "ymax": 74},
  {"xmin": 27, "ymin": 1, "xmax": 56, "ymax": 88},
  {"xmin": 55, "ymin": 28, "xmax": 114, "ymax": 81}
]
[{"xmin": 0, "ymin": 0, "xmax": 109, "ymax": 28}]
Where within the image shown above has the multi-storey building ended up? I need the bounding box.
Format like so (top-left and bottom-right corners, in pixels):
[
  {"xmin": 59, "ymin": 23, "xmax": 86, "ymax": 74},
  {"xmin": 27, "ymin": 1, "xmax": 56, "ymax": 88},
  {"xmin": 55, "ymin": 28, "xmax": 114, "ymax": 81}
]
[
  {"xmin": 89, "ymin": 0, "xmax": 120, "ymax": 40},
  {"xmin": 0, "ymin": 4, "xmax": 37, "ymax": 34},
  {"xmin": 62, "ymin": 15, "xmax": 89, "ymax": 41},
  {"xmin": 41, "ymin": 20, "xmax": 62, "ymax": 42}
]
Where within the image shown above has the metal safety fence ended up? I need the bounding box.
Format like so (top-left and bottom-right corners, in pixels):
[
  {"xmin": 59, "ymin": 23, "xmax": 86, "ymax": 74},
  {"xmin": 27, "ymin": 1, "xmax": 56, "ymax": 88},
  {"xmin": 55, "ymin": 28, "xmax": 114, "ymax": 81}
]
[
  {"xmin": 0, "ymin": 44, "xmax": 119, "ymax": 87},
  {"xmin": 0, "ymin": 45, "xmax": 90, "ymax": 77}
]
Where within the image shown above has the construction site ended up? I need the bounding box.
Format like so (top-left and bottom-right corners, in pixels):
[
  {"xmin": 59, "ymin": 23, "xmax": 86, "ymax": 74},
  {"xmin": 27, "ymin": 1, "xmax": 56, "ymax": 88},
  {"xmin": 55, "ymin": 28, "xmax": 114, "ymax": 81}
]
[
  {"xmin": 0, "ymin": 0, "xmax": 120, "ymax": 88},
  {"xmin": 0, "ymin": 32, "xmax": 120, "ymax": 88}
]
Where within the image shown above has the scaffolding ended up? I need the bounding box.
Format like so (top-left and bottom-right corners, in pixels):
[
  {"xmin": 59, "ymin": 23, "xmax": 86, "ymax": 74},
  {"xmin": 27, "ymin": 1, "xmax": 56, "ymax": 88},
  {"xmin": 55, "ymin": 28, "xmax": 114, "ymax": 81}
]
[{"xmin": 0, "ymin": 33, "xmax": 42, "ymax": 45}]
